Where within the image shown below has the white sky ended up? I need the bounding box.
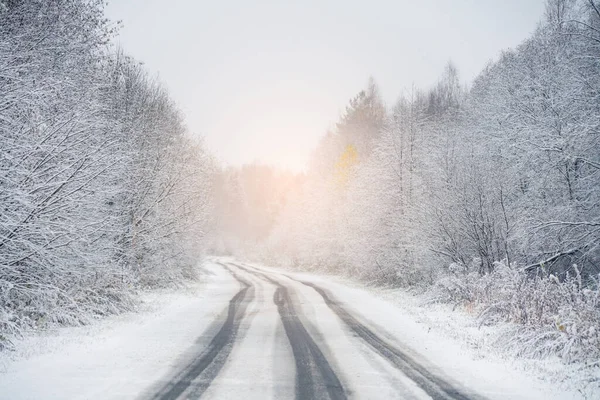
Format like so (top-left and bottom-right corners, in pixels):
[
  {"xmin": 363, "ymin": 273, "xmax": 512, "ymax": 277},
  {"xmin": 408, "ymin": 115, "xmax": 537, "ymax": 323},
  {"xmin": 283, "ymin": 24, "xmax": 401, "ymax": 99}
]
[{"xmin": 105, "ymin": 0, "xmax": 545, "ymax": 172}]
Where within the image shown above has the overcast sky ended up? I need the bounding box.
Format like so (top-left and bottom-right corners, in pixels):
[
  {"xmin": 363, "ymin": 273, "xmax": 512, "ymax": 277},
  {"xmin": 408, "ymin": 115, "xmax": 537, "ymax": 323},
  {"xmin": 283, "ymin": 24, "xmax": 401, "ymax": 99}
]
[{"xmin": 105, "ymin": 0, "xmax": 545, "ymax": 172}]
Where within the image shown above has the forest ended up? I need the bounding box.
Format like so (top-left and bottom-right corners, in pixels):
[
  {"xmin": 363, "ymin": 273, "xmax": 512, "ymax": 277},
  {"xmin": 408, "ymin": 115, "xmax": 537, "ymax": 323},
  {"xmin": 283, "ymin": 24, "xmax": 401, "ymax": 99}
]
[
  {"xmin": 1, "ymin": 0, "xmax": 599, "ymax": 373},
  {"xmin": 214, "ymin": 0, "xmax": 600, "ymax": 365},
  {"xmin": 0, "ymin": 0, "xmax": 214, "ymax": 350}
]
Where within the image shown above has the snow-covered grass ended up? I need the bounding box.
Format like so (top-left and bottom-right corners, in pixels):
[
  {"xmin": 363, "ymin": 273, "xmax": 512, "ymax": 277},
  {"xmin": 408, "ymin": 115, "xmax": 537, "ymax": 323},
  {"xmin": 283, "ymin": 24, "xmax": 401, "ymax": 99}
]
[
  {"xmin": 429, "ymin": 264, "xmax": 600, "ymax": 398},
  {"xmin": 432, "ymin": 262, "xmax": 600, "ymax": 364},
  {"xmin": 394, "ymin": 288, "xmax": 600, "ymax": 399}
]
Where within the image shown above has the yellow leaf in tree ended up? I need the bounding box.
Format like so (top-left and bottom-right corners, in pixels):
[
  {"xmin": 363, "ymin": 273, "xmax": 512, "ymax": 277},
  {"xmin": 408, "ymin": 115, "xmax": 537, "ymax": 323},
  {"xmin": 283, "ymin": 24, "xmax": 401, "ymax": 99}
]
[{"xmin": 334, "ymin": 145, "xmax": 358, "ymax": 187}]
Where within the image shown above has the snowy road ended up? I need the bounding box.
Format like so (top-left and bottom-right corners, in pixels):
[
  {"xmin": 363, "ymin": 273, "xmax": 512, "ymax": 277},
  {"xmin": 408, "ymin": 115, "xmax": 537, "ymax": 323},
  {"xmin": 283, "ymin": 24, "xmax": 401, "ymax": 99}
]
[
  {"xmin": 136, "ymin": 261, "xmax": 545, "ymax": 400},
  {"xmin": 0, "ymin": 259, "xmax": 577, "ymax": 399}
]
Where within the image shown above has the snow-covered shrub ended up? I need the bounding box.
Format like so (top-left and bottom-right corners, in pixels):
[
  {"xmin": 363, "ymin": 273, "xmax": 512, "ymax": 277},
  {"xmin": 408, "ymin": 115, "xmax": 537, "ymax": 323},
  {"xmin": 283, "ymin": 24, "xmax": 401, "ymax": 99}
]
[{"xmin": 432, "ymin": 259, "xmax": 600, "ymax": 363}]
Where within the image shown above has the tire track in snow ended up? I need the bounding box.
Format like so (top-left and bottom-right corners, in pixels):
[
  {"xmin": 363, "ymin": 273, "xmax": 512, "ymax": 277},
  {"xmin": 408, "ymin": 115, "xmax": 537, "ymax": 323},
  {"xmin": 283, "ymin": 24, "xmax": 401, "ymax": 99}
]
[
  {"xmin": 290, "ymin": 278, "xmax": 482, "ymax": 400},
  {"xmin": 230, "ymin": 263, "xmax": 346, "ymax": 400},
  {"xmin": 147, "ymin": 263, "xmax": 254, "ymax": 400}
]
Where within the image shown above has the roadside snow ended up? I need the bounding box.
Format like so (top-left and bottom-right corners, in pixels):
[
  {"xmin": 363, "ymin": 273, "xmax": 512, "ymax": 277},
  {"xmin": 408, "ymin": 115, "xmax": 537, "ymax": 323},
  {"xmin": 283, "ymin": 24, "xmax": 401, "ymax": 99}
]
[
  {"xmin": 375, "ymin": 290, "xmax": 600, "ymax": 399},
  {"xmin": 0, "ymin": 261, "xmax": 238, "ymax": 400}
]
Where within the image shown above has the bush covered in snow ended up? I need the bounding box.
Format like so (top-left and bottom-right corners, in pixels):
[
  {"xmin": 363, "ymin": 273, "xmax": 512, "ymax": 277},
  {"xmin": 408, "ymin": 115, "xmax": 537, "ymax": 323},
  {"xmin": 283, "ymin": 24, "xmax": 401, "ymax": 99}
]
[{"xmin": 433, "ymin": 260, "xmax": 600, "ymax": 363}]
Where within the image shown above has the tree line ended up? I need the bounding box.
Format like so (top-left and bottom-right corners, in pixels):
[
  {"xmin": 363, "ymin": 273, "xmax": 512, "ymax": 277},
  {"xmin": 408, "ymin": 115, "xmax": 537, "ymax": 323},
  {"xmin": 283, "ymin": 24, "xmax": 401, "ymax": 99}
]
[
  {"xmin": 0, "ymin": 0, "xmax": 213, "ymax": 349},
  {"xmin": 219, "ymin": 0, "xmax": 600, "ymax": 365}
]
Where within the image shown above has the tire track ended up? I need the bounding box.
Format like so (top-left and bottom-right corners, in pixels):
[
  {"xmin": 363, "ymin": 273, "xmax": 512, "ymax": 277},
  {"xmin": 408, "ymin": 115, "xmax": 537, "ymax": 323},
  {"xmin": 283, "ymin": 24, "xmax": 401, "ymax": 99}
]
[
  {"xmin": 147, "ymin": 263, "xmax": 254, "ymax": 400},
  {"xmin": 230, "ymin": 263, "xmax": 346, "ymax": 400},
  {"xmin": 291, "ymin": 278, "xmax": 481, "ymax": 400}
]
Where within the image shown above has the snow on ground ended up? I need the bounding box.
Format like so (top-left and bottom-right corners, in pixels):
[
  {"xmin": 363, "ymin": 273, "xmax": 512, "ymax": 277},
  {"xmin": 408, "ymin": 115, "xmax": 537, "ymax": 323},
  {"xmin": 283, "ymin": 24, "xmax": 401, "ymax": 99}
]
[
  {"xmin": 245, "ymin": 261, "xmax": 592, "ymax": 400},
  {"xmin": 1, "ymin": 257, "xmax": 596, "ymax": 399},
  {"xmin": 0, "ymin": 261, "xmax": 238, "ymax": 400},
  {"xmin": 373, "ymin": 291, "xmax": 600, "ymax": 399}
]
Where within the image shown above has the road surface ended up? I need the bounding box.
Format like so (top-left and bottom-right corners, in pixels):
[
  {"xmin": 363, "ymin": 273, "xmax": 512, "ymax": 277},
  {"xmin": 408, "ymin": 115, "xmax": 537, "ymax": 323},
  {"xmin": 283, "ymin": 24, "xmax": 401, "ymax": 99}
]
[{"xmin": 142, "ymin": 261, "xmax": 482, "ymax": 400}]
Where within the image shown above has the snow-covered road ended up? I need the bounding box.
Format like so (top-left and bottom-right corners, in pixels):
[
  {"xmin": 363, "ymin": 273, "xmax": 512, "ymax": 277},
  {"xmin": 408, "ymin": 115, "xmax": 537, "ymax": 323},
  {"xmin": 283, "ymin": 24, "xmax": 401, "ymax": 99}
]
[{"xmin": 0, "ymin": 258, "xmax": 579, "ymax": 399}]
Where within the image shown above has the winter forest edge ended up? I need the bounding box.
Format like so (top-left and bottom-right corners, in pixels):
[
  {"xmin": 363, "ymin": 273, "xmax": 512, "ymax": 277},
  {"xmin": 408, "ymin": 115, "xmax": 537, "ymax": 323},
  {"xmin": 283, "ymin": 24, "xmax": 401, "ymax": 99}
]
[{"xmin": 1, "ymin": 0, "xmax": 600, "ymax": 383}]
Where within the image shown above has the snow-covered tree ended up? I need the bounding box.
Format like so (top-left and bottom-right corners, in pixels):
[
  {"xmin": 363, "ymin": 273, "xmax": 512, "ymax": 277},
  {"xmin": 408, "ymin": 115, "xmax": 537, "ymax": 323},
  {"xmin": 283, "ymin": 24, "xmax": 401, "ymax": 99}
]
[{"xmin": 0, "ymin": 0, "xmax": 213, "ymax": 349}]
